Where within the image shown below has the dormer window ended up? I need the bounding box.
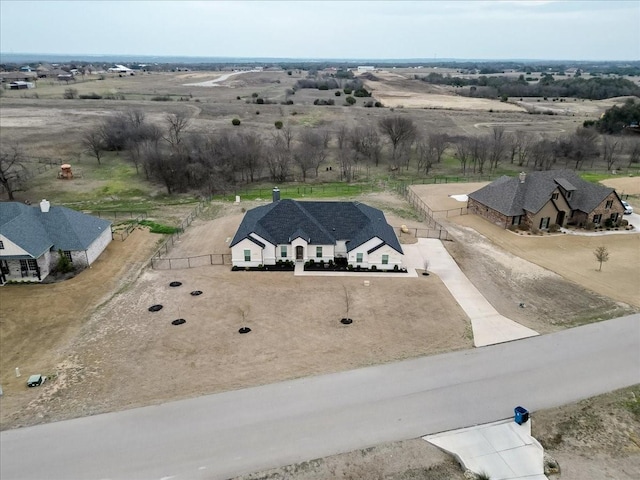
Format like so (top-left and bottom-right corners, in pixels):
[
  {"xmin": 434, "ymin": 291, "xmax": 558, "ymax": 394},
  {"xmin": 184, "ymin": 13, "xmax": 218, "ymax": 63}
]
[{"xmin": 566, "ymin": 191, "xmax": 573, "ymax": 199}]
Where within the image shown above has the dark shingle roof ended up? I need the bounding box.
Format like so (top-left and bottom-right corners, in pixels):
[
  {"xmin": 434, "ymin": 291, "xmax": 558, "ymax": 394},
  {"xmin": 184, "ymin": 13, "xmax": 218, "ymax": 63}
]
[
  {"xmin": 0, "ymin": 202, "xmax": 111, "ymax": 258},
  {"xmin": 230, "ymin": 200, "xmax": 402, "ymax": 254},
  {"xmin": 468, "ymin": 170, "xmax": 616, "ymax": 216}
]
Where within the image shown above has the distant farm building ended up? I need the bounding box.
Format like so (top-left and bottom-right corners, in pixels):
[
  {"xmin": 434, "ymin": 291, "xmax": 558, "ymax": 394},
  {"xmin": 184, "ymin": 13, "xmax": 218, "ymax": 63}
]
[{"xmin": 357, "ymin": 66, "xmax": 376, "ymax": 73}]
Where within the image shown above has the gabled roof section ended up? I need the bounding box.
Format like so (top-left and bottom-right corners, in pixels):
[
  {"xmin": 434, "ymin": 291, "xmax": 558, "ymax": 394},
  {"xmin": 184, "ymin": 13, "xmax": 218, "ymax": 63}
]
[
  {"xmin": 0, "ymin": 202, "xmax": 112, "ymax": 257},
  {"xmin": 468, "ymin": 170, "xmax": 617, "ymax": 216},
  {"xmin": 554, "ymin": 178, "xmax": 576, "ymax": 191},
  {"xmin": 230, "ymin": 199, "xmax": 402, "ymax": 254}
]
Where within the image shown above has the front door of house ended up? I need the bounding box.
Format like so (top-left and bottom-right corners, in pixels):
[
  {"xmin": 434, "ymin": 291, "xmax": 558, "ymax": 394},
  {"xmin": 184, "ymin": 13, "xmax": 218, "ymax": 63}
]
[
  {"xmin": 556, "ymin": 211, "xmax": 565, "ymax": 227},
  {"xmin": 296, "ymin": 246, "xmax": 303, "ymax": 260}
]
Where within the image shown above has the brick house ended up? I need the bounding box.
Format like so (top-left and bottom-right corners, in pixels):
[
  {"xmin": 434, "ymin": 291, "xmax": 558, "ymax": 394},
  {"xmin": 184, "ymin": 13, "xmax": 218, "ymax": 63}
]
[{"xmin": 467, "ymin": 170, "xmax": 626, "ymax": 230}]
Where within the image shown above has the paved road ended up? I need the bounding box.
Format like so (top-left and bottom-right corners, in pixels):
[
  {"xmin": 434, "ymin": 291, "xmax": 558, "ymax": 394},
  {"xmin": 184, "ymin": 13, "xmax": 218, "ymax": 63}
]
[{"xmin": 2, "ymin": 314, "xmax": 639, "ymax": 480}]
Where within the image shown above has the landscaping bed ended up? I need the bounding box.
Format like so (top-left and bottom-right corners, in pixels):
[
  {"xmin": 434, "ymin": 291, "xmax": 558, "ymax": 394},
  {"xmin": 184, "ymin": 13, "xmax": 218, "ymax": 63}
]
[{"xmin": 303, "ymin": 259, "xmax": 407, "ymax": 273}]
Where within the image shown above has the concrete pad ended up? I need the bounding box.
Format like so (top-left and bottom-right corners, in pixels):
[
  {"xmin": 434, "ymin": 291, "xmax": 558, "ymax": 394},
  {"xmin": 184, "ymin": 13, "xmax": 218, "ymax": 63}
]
[
  {"xmin": 404, "ymin": 239, "xmax": 539, "ymax": 347},
  {"xmin": 424, "ymin": 418, "xmax": 547, "ymax": 480}
]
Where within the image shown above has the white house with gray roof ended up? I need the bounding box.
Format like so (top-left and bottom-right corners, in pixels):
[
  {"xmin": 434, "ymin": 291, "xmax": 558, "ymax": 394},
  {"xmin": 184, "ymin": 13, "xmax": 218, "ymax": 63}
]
[
  {"xmin": 230, "ymin": 195, "xmax": 403, "ymax": 270},
  {"xmin": 0, "ymin": 200, "xmax": 112, "ymax": 283},
  {"xmin": 467, "ymin": 170, "xmax": 626, "ymax": 230}
]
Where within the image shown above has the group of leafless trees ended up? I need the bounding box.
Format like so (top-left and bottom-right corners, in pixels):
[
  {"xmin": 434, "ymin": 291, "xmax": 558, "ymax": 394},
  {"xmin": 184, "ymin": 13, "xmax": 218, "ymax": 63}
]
[{"xmin": 80, "ymin": 109, "xmax": 640, "ymax": 195}]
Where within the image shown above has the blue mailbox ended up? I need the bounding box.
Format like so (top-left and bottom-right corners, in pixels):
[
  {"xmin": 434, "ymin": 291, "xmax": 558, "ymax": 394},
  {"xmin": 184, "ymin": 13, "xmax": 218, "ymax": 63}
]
[{"xmin": 514, "ymin": 406, "xmax": 529, "ymax": 425}]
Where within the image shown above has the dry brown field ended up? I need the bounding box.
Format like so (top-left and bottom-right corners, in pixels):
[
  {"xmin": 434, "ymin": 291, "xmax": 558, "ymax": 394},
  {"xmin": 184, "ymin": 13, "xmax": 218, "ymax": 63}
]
[{"xmin": 0, "ymin": 68, "xmax": 614, "ymax": 162}]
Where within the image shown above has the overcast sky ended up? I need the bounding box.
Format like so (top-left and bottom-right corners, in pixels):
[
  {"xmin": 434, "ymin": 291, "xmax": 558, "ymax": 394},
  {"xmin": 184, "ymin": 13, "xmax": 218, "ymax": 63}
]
[{"xmin": 1, "ymin": 1, "xmax": 638, "ymax": 61}]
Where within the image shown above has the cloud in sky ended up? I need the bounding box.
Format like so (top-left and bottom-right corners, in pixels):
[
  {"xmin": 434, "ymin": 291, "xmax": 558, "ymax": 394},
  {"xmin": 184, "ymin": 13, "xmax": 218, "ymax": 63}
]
[{"xmin": 1, "ymin": 0, "xmax": 638, "ymax": 60}]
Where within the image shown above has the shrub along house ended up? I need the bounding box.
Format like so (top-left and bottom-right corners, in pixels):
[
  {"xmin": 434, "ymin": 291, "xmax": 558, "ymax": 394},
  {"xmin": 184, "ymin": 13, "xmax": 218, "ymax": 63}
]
[
  {"xmin": 467, "ymin": 170, "xmax": 626, "ymax": 230},
  {"xmin": 0, "ymin": 200, "xmax": 112, "ymax": 284},
  {"xmin": 230, "ymin": 189, "xmax": 403, "ymax": 270}
]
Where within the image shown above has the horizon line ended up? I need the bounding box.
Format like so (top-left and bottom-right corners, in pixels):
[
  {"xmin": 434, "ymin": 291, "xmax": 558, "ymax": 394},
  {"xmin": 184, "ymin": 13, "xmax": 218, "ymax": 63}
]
[{"xmin": 1, "ymin": 52, "xmax": 638, "ymax": 64}]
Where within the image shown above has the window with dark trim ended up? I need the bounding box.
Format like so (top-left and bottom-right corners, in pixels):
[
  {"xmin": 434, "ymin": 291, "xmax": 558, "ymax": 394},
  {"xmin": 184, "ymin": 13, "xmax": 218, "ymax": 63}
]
[
  {"xmin": 356, "ymin": 253, "xmax": 363, "ymax": 263},
  {"xmin": 605, "ymin": 200, "xmax": 613, "ymax": 209},
  {"xmin": 0, "ymin": 240, "xmax": 4, "ymax": 249},
  {"xmin": 566, "ymin": 191, "xmax": 573, "ymax": 199},
  {"xmin": 511, "ymin": 215, "xmax": 522, "ymax": 226},
  {"xmin": 552, "ymin": 193, "xmax": 559, "ymax": 200},
  {"xmin": 316, "ymin": 246, "xmax": 322, "ymax": 258},
  {"xmin": 244, "ymin": 249, "xmax": 251, "ymax": 262},
  {"xmin": 27, "ymin": 259, "xmax": 38, "ymax": 270},
  {"xmin": 64, "ymin": 251, "xmax": 73, "ymax": 263},
  {"xmin": 539, "ymin": 217, "xmax": 550, "ymax": 229},
  {"xmin": 382, "ymin": 255, "xmax": 389, "ymax": 265},
  {"xmin": 280, "ymin": 246, "xmax": 287, "ymax": 258},
  {"xmin": 593, "ymin": 214, "xmax": 602, "ymax": 224}
]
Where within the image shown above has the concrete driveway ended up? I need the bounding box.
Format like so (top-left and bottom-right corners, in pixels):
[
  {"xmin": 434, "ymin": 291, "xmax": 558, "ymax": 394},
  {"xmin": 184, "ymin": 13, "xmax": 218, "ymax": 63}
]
[{"xmin": 403, "ymin": 239, "xmax": 539, "ymax": 347}]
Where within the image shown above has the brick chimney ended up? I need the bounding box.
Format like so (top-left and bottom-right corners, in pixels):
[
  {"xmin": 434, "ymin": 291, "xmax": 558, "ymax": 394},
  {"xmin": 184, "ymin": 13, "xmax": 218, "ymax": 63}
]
[{"xmin": 39, "ymin": 199, "xmax": 50, "ymax": 213}]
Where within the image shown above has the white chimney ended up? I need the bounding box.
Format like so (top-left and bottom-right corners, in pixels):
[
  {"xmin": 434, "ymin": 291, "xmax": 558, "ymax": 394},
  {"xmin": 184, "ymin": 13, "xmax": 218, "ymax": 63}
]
[
  {"xmin": 519, "ymin": 172, "xmax": 526, "ymax": 183},
  {"xmin": 39, "ymin": 199, "xmax": 50, "ymax": 213}
]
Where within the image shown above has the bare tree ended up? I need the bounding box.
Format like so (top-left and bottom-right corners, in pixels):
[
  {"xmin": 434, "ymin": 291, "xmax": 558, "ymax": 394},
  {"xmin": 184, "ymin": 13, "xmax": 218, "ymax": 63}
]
[
  {"xmin": 298, "ymin": 129, "xmax": 328, "ymax": 178},
  {"xmin": 601, "ymin": 136, "xmax": 620, "ymax": 172},
  {"xmin": 488, "ymin": 126, "xmax": 507, "ymax": 172},
  {"xmin": 626, "ymin": 137, "xmax": 640, "ymax": 167},
  {"xmin": 531, "ymin": 139, "xmax": 555, "ymax": 171},
  {"xmin": 99, "ymin": 114, "xmax": 129, "ymax": 151},
  {"xmin": 140, "ymin": 142, "xmax": 183, "ymax": 194},
  {"xmin": 82, "ymin": 129, "xmax": 105, "ymax": 164},
  {"xmin": 594, "ymin": 246, "xmax": 609, "ymax": 271},
  {"xmin": 507, "ymin": 131, "xmax": 532, "ymax": 167},
  {"xmin": 164, "ymin": 111, "xmax": 191, "ymax": 150},
  {"xmin": 350, "ymin": 126, "xmax": 382, "ymax": 167},
  {"xmin": 236, "ymin": 132, "xmax": 264, "ymax": 183},
  {"xmin": 0, "ymin": 143, "xmax": 27, "ymax": 200},
  {"xmin": 470, "ymin": 136, "xmax": 490, "ymax": 174},
  {"xmin": 280, "ymin": 124, "xmax": 294, "ymax": 151},
  {"xmin": 378, "ymin": 116, "xmax": 417, "ymax": 166},
  {"xmin": 336, "ymin": 125, "xmax": 348, "ymax": 151},
  {"xmin": 568, "ymin": 127, "xmax": 598, "ymax": 170},
  {"xmin": 266, "ymin": 134, "xmax": 291, "ymax": 182},
  {"xmin": 416, "ymin": 139, "xmax": 436, "ymax": 175},
  {"xmin": 428, "ymin": 133, "xmax": 449, "ymax": 164},
  {"xmin": 454, "ymin": 136, "xmax": 471, "ymax": 174}
]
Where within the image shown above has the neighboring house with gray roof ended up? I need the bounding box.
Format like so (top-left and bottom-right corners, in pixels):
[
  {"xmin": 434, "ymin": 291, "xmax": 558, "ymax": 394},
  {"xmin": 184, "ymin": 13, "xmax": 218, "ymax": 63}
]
[
  {"xmin": 467, "ymin": 170, "xmax": 625, "ymax": 230},
  {"xmin": 230, "ymin": 192, "xmax": 403, "ymax": 270},
  {"xmin": 0, "ymin": 200, "xmax": 112, "ymax": 284}
]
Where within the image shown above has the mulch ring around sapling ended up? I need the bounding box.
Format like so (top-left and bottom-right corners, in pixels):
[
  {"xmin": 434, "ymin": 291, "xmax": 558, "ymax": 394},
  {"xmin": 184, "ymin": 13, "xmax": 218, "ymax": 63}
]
[
  {"xmin": 190, "ymin": 290, "xmax": 203, "ymax": 296},
  {"xmin": 238, "ymin": 327, "xmax": 251, "ymax": 334},
  {"xmin": 148, "ymin": 305, "xmax": 163, "ymax": 312},
  {"xmin": 340, "ymin": 318, "xmax": 353, "ymax": 325},
  {"xmin": 169, "ymin": 281, "xmax": 182, "ymax": 287},
  {"xmin": 171, "ymin": 319, "xmax": 186, "ymax": 326}
]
